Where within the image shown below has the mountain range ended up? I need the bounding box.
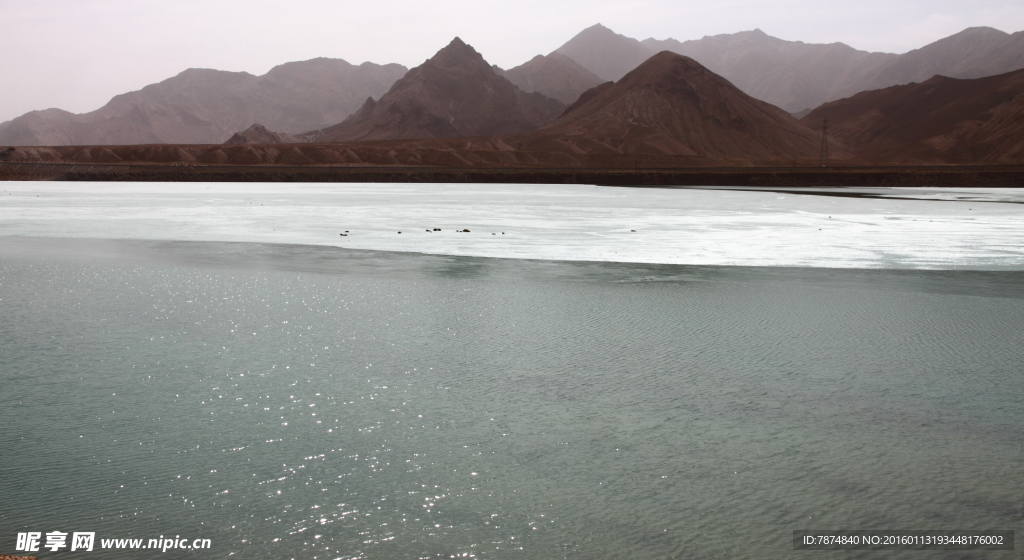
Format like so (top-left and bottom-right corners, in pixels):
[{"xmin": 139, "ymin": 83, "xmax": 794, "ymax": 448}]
[
  {"xmin": 0, "ymin": 50, "xmax": 839, "ymax": 167},
  {"xmin": 563, "ymin": 23, "xmax": 1024, "ymax": 114},
  {"xmin": 1, "ymin": 23, "xmax": 1023, "ymax": 167}
]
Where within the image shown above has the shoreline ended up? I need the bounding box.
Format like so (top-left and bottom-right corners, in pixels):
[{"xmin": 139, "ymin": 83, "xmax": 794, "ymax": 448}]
[
  {"xmin": 2, "ymin": 161, "xmax": 1023, "ymax": 187},
  {"xmin": 5, "ymin": 235, "xmax": 1024, "ymax": 275}
]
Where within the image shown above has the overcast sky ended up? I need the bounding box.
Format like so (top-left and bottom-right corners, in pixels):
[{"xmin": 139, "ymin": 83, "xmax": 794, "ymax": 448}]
[{"xmin": 2, "ymin": 0, "xmax": 1023, "ymax": 122}]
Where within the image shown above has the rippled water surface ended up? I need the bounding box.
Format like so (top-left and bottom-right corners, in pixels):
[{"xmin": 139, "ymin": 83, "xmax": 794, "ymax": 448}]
[{"xmin": 2, "ymin": 238, "xmax": 1022, "ymax": 560}]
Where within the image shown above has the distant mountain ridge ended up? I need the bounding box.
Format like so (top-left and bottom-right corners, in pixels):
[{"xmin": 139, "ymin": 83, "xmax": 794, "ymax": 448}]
[
  {"xmin": 554, "ymin": 24, "xmax": 1024, "ymax": 113},
  {"xmin": 864, "ymin": 27, "xmax": 1024, "ymax": 87},
  {"xmin": 0, "ymin": 59, "xmax": 407, "ymax": 146},
  {"xmin": 641, "ymin": 29, "xmax": 896, "ymax": 114},
  {"xmin": 553, "ymin": 24, "xmax": 656, "ymax": 82},
  {"xmin": 502, "ymin": 53, "xmax": 605, "ymax": 104}
]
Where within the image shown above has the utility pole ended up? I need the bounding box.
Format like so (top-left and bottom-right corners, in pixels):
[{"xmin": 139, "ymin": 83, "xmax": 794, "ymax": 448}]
[{"xmin": 819, "ymin": 116, "xmax": 830, "ymax": 167}]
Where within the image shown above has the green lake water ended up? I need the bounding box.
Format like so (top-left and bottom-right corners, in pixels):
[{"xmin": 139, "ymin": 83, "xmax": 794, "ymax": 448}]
[{"xmin": 2, "ymin": 237, "xmax": 1022, "ymax": 559}]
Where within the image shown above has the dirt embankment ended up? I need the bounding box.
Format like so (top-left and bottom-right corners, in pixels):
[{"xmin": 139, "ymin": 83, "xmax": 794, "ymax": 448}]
[
  {"xmin": 2, "ymin": 159, "xmax": 1021, "ymax": 188},
  {"xmin": 0, "ymin": 140, "xmax": 751, "ymax": 168}
]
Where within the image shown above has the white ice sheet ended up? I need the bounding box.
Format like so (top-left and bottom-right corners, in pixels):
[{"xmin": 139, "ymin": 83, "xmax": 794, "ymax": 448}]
[{"xmin": 1, "ymin": 182, "xmax": 1022, "ymax": 269}]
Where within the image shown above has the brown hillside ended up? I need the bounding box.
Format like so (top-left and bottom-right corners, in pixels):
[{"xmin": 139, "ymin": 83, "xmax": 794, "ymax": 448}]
[
  {"xmin": 512, "ymin": 51, "xmax": 834, "ymax": 160},
  {"xmin": 309, "ymin": 38, "xmax": 565, "ymax": 142},
  {"xmin": 802, "ymin": 68, "xmax": 1024, "ymax": 163}
]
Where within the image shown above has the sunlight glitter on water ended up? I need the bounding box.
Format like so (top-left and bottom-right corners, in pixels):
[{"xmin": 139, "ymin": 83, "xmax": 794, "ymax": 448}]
[{"xmin": 2, "ymin": 241, "xmax": 1022, "ymax": 560}]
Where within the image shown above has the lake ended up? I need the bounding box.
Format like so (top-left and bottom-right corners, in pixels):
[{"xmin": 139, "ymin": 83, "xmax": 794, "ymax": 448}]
[{"xmin": 1, "ymin": 183, "xmax": 1022, "ymax": 559}]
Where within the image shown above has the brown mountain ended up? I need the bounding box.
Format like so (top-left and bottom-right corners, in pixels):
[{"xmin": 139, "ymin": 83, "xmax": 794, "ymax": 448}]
[
  {"xmin": 553, "ymin": 24, "xmax": 656, "ymax": 82},
  {"xmin": 308, "ymin": 38, "xmax": 565, "ymax": 142},
  {"xmin": 224, "ymin": 124, "xmax": 301, "ymax": 145},
  {"xmin": 512, "ymin": 51, "xmax": 832, "ymax": 161},
  {"xmin": 0, "ymin": 59, "xmax": 407, "ymax": 146},
  {"xmin": 503, "ymin": 53, "xmax": 606, "ymax": 104},
  {"xmin": 801, "ymin": 68, "xmax": 1024, "ymax": 163}
]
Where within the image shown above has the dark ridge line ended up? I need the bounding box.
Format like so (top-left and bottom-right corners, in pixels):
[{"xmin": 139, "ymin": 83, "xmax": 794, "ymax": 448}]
[
  {"xmin": 3, "ymin": 161, "xmax": 1024, "ymax": 172},
  {"xmin": 2, "ymin": 161, "xmax": 1023, "ymax": 188}
]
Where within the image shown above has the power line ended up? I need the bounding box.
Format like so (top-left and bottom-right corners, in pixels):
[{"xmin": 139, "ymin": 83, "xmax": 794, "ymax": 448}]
[{"xmin": 819, "ymin": 116, "xmax": 830, "ymax": 167}]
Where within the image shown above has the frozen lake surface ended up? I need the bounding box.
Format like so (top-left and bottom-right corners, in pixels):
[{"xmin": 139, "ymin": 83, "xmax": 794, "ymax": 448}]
[{"xmin": 2, "ymin": 182, "xmax": 1023, "ymax": 269}]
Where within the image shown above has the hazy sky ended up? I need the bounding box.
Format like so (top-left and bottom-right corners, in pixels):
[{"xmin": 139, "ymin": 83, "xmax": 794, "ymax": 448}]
[{"xmin": 2, "ymin": 0, "xmax": 1023, "ymax": 122}]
